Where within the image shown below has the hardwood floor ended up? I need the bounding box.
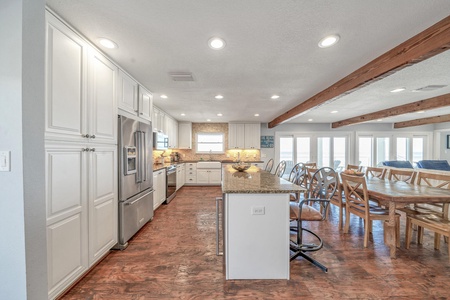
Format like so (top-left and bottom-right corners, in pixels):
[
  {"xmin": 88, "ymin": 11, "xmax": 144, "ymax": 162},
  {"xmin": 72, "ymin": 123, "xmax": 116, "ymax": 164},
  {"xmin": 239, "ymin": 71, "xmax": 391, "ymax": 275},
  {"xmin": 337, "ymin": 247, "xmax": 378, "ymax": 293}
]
[{"xmin": 62, "ymin": 186, "xmax": 450, "ymax": 299}]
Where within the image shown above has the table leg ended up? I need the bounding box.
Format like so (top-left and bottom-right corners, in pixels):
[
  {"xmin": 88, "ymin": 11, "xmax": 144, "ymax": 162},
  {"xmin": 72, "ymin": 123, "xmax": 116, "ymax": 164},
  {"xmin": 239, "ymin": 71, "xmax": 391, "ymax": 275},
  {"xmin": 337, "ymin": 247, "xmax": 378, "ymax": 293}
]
[{"xmin": 384, "ymin": 201, "xmax": 397, "ymax": 258}]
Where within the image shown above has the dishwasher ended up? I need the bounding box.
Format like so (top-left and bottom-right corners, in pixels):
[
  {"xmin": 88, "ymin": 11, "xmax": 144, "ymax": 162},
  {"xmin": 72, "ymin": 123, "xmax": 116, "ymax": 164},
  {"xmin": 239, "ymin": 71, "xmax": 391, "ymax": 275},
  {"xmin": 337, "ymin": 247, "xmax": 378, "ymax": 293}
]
[{"xmin": 165, "ymin": 165, "xmax": 177, "ymax": 203}]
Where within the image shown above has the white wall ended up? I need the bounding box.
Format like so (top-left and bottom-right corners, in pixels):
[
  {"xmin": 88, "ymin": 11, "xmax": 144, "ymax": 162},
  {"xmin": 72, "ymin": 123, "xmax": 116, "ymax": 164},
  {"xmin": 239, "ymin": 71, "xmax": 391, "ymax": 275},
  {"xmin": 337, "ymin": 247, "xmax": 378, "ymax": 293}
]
[{"xmin": 0, "ymin": 0, "xmax": 47, "ymax": 299}]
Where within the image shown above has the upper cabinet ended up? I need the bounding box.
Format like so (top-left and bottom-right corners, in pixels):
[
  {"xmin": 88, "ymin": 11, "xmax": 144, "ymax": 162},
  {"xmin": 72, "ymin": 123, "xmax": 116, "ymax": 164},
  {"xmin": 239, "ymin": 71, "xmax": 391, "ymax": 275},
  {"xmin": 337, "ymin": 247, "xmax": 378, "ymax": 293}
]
[
  {"xmin": 152, "ymin": 106, "xmax": 165, "ymax": 132},
  {"xmin": 138, "ymin": 86, "xmax": 152, "ymax": 122},
  {"xmin": 45, "ymin": 13, "xmax": 117, "ymax": 144},
  {"xmin": 178, "ymin": 122, "xmax": 192, "ymax": 149},
  {"xmin": 117, "ymin": 69, "xmax": 138, "ymax": 115},
  {"xmin": 228, "ymin": 123, "xmax": 260, "ymax": 149},
  {"xmin": 117, "ymin": 70, "xmax": 152, "ymax": 123},
  {"xmin": 244, "ymin": 123, "xmax": 261, "ymax": 149},
  {"xmin": 165, "ymin": 115, "xmax": 178, "ymax": 149}
]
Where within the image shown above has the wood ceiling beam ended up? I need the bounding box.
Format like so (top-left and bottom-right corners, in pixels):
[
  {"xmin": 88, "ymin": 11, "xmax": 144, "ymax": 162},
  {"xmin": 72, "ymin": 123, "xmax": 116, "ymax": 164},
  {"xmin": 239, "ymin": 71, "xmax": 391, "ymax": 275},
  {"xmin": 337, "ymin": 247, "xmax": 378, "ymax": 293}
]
[
  {"xmin": 394, "ymin": 114, "xmax": 450, "ymax": 129},
  {"xmin": 268, "ymin": 15, "xmax": 450, "ymax": 128},
  {"xmin": 331, "ymin": 93, "xmax": 450, "ymax": 128}
]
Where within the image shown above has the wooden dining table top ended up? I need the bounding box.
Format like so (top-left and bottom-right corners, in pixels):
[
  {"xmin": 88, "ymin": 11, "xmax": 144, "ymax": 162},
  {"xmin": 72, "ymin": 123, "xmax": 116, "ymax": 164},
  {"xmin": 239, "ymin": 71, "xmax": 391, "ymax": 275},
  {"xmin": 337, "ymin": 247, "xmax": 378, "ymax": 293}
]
[{"xmin": 362, "ymin": 176, "xmax": 450, "ymax": 205}]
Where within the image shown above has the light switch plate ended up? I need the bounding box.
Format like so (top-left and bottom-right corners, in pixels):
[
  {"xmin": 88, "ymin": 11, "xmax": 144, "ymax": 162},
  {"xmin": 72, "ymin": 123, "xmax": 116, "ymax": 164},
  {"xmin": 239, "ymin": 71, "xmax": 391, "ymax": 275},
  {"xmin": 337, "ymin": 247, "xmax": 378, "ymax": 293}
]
[{"xmin": 0, "ymin": 151, "xmax": 11, "ymax": 172}]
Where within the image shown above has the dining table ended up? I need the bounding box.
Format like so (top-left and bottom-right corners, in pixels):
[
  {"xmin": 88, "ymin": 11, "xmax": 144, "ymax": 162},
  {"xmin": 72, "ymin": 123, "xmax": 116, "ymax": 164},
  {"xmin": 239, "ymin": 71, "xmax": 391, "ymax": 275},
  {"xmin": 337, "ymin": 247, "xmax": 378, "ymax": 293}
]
[{"xmin": 357, "ymin": 176, "xmax": 450, "ymax": 258}]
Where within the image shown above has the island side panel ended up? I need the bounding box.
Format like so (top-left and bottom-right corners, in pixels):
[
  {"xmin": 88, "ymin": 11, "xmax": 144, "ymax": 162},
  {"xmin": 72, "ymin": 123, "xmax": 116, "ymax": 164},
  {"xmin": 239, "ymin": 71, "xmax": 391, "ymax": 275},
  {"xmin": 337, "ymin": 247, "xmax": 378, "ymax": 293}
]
[{"xmin": 224, "ymin": 193, "xmax": 290, "ymax": 280}]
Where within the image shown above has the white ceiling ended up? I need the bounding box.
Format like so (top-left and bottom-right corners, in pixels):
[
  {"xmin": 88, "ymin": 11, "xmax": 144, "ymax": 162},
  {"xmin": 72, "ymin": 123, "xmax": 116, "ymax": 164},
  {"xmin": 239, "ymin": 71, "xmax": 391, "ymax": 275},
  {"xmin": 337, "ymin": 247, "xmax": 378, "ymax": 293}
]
[{"xmin": 45, "ymin": 0, "xmax": 450, "ymax": 126}]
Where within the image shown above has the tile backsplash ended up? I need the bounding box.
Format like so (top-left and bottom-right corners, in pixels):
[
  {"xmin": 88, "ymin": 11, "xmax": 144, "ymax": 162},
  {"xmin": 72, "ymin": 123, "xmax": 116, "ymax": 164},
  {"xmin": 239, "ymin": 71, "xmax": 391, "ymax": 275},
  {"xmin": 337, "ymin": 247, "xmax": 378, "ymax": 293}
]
[{"xmin": 152, "ymin": 122, "xmax": 261, "ymax": 162}]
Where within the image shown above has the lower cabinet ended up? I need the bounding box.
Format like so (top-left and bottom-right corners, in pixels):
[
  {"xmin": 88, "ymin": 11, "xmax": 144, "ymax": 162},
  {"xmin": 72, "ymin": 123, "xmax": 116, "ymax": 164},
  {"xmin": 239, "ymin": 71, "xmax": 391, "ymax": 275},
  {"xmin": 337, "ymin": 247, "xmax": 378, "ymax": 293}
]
[
  {"xmin": 153, "ymin": 169, "xmax": 166, "ymax": 210},
  {"xmin": 184, "ymin": 163, "xmax": 197, "ymax": 185},
  {"xmin": 176, "ymin": 163, "xmax": 185, "ymax": 190},
  {"xmin": 45, "ymin": 142, "xmax": 117, "ymax": 299},
  {"xmin": 197, "ymin": 169, "xmax": 222, "ymax": 185}
]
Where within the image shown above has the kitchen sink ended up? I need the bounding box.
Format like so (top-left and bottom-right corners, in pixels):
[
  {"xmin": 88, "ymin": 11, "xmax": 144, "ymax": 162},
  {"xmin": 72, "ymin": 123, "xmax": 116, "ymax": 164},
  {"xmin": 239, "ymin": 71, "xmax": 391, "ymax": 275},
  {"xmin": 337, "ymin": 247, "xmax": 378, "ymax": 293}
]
[{"xmin": 197, "ymin": 161, "xmax": 222, "ymax": 169}]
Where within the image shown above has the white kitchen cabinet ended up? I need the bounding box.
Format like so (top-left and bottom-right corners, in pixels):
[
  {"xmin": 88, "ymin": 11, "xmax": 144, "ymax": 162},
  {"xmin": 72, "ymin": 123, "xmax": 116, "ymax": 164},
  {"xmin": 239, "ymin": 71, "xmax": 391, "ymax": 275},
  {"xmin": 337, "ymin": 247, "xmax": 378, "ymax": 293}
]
[
  {"xmin": 153, "ymin": 169, "xmax": 166, "ymax": 210},
  {"xmin": 197, "ymin": 169, "xmax": 222, "ymax": 185},
  {"xmin": 228, "ymin": 123, "xmax": 261, "ymax": 149},
  {"xmin": 45, "ymin": 12, "xmax": 118, "ymax": 299},
  {"xmin": 45, "ymin": 12, "xmax": 87, "ymax": 143},
  {"xmin": 46, "ymin": 13, "xmax": 117, "ymax": 145},
  {"xmin": 184, "ymin": 163, "xmax": 197, "ymax": 185},
  {"xmin": 138, "ymin": 86, "xmax": 153, "ymax": 122},
  {"xmin": 165, "ymin": 115, "xmax": 178, "ymax": 149},
  {"xmin": 244, "ymin": 123, "xmax": 261, "ymax": 149},
  {"xmin": 228, "ymin": 123, "xmax": 245, "ymax": 149},
  {"xmin": 117, "ymin": 69, "xmax": 138, "ymax": 115},
  {"xmin": 152, "ymin": 106, "xmax": 166, "ymax": 133},
  {"xmin": 178, "ymin": 122, "xmax": 192, "ymax": 149},
  {"xmin": 176, "ymin": 163, "xmax": 185, "ymax": 190},
  {"xmin": 45, "ymin": 142, "xmax": 117, "ymax": 299}
]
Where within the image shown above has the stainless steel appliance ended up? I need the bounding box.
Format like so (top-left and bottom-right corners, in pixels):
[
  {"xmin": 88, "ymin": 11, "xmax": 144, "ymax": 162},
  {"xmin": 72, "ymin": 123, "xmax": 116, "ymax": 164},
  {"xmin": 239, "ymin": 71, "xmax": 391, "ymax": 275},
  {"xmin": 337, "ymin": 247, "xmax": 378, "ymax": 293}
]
[
  {"xmin": 116, "ymin": 115, "xmax": 154, "ymax": 249},
  {"xmin": 165, "ymin": 165, "xmax": 177, "ymax": 203},
  {"xmin": 153, "ymin": 132, "xmax": 169, "ymax": 150}
]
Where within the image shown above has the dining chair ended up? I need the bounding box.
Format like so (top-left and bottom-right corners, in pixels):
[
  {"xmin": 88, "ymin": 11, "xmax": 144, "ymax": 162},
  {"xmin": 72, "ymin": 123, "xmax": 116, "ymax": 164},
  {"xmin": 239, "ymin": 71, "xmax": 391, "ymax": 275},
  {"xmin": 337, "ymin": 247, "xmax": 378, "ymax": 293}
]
[
  {"xmin": 329, "ymin": 175, "xmax": 345, "ymax": 229},
  {"xmin": 288, "ymin": 163, "xmax": 307, "ymax": 202},
  {"xmin": 365, "ymin": 166, "xmax": 386, "ymax": 179},
  {"xmin": 387, "ymin": 168, "xmax": 417, "ymax": 184},
  {"xmin": 341, "ymin": 173, "xmax": 400, "ymax": 248},
  {"xmin": 274, "ymin": 160, "xmax": 287, "ymax": 178},
  {"xmin": 264, "ymin": 158, "xmax": 274, "ymax": 172},
  {"xmin": 304, "ymin": 162, "xmax": 317, "ymax": 169},
  {"xmin": 403, "ymin": 171, "xmax": 450, "ymax": 248},
  {"xmin": 347, "ymin": 164, "xmax": 362, "ymax": 172},
  {"xmin": 289, "ymin": 167, "xmax": 338, "ymax": 272}
]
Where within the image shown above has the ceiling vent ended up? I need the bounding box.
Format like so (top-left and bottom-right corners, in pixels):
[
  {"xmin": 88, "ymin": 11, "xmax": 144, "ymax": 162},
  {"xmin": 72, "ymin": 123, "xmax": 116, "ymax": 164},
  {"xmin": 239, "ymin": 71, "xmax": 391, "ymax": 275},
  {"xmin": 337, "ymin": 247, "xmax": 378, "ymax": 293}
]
[
  {"xmin": 413, "ymin": 85, "xmax": 447, "ymax": 92},
  {"xmin": 169, "ymin": 72, "xmax": 194, "ymax": 82}
]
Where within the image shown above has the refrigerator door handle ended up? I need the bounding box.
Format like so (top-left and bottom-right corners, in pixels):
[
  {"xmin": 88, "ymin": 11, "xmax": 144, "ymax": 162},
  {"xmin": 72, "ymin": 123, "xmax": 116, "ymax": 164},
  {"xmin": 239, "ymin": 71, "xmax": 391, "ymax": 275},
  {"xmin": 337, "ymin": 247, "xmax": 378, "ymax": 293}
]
[
  {"xmin": 142, "ymin": 131, "xmax": 148, "ymax": 182},
  {"xmin": 125, "ymin": 189, "xmax": 154, "ymax": 206},
  {"xmin": 135, "ymin": 131, "xmax": 142, "ymax": 183}
]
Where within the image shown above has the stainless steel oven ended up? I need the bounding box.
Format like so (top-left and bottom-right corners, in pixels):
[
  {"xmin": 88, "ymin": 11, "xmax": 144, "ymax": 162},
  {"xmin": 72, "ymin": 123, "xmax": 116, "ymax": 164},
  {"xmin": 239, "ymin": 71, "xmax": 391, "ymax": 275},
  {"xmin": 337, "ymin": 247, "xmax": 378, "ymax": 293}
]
[{"xmin": 165, "ymin": 165, "xmax": 177, "ymax": 203}]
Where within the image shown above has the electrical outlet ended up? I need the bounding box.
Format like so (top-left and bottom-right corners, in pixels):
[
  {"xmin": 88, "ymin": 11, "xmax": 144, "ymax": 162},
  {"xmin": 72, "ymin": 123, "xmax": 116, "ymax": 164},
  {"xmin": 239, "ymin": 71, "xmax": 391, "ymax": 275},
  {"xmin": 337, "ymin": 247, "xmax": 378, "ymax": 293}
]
[{"xmin": 251, "ymin": 206, "xmax": 265, "ymax": 215}]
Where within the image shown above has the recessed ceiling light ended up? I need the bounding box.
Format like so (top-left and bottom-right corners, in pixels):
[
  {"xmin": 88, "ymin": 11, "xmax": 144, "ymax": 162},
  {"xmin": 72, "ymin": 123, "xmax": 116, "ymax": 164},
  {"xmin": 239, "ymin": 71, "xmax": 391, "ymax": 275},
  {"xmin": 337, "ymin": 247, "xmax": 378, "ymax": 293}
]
[
  {"xmin": 318, "ymin": 34, "xmax": 340, "ymax": 48},
  {"xmin": 254, "ymin": 113, "xmax": 260, "ymax": 117},
  {"xmin": 217, "ymin": 113, "xmax": 223, "ymax": 117},
  {"xmin": 417, "ymin": 110, "xmax": 425, "ymax": 114},
  {"xmin": 206, "ymin": 119, "xmax": 211, "ymax": 122},
  {"xmin": 208, "ymin": 37, "xmax": 226, "ymax": 50},
  {"xmin": 271, "ymin": 95, "xmax": 280, "ymax": 99},
  {"xmin": 215, "ymin": 95, "xmax": 223, "ymax": 99},
  {"xmin": 180, "ymin": 113, "xmax": 186, "ymax": 116},
  {"xmin": 331, "ymin": 110, "xmax": 338, "ymax": 114},
  {"xmin": 98, "ymin": 38, "xmax": 118, "ymax": 49},
  {"xmin": 160, "ymin": 94, "xmax": 168, "ymax": 99},
  {"xmin": 308, "ymin": 119, "xmax": 313, "ymax": 122},
  {"xmin": 390, "ymin": 88, "xmax": 405, "ymax": 93},
  {"xmin": 377, "ymin": 119, "xmax": 383, "ymax": 122}
]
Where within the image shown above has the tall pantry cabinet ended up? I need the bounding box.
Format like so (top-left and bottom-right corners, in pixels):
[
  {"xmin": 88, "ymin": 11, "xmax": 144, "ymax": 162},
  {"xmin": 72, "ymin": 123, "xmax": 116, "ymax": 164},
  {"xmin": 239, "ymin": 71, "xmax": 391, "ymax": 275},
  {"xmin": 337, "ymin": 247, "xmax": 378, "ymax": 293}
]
[{"xmin": 45, "ymin": 11, "xmax": 118, "ymax": 299}]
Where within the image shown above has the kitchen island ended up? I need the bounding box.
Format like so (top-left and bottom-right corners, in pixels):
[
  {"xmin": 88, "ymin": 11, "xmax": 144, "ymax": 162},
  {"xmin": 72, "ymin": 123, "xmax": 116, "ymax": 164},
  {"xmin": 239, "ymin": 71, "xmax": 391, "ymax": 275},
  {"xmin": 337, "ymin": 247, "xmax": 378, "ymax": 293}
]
[{"xmin": 221, "ymin": 165, "xmax": 305, "ymax": 280}]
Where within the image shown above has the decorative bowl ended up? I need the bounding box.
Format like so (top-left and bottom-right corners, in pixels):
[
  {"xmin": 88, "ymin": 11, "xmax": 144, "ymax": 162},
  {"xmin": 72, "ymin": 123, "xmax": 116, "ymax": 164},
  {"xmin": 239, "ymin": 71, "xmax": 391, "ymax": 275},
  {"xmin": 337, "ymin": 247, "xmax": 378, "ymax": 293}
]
[{"xmin": 232, "ymin": 163, "xmax": 251, "ymax": 172}]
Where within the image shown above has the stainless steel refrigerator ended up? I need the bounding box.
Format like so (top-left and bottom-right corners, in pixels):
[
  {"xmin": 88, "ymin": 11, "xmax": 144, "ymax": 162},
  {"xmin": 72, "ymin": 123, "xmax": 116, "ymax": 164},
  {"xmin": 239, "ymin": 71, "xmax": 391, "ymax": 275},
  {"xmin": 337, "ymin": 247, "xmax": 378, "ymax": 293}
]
[{"xmin": 116, "ymin": 115, "xmax": 154, "ymax": 249}]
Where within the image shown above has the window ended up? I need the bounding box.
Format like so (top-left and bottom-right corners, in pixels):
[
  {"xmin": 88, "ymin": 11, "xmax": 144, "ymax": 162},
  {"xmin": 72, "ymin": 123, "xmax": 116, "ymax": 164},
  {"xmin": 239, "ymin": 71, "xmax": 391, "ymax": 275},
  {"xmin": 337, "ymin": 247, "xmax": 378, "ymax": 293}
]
[
  {"xmin": 280, "ymin": 136, "xmax": 294, "ymax": 162},
  {"xmin": 358, "ymin": 137, "xmax": 372, "ymax": 167},
  {"xmin": 412, "ymin": 137, "xmax": 424, "ymax": 163},
  {"xmin": 296, "ymin": 137, "xmax": 311, "ymax": 163},
  {"xmin": 376, "ymin": 137, "xmax": 390, "ymax": 166},
  {"xmin": 196, "ymin": 132, "xmax": 224, "ymax": 153},
  {"xmin": 333, "ymin": 137, "xmax": 346, "ymax": 170},
  {"xmin": 396, "ymin": 137, "xmax": 408, "ymax": 160},
  {"xmin": 317, "ymin": 137, "xmax": 331, "ymax": 168}
]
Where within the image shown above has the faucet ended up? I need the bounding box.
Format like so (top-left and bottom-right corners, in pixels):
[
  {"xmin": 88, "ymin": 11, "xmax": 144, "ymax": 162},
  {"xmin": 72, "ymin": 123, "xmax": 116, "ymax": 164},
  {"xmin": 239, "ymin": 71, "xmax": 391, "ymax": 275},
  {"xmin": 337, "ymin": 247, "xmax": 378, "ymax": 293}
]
[{"xmin": 209, "ymin": 149, "xmax": 213, "ymax": 161}]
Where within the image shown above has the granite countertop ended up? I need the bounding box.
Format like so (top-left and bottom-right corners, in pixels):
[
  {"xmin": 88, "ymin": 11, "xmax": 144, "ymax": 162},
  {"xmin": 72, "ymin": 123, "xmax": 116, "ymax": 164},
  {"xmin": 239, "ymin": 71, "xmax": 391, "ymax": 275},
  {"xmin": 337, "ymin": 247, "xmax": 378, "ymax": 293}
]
[
  {"xmin": 222, "ymin": 165, "xmax": 304, "ymax": 194},
  {"xmin": 152, "ymin": 160, "xmax": 265, "ymax": 171}
]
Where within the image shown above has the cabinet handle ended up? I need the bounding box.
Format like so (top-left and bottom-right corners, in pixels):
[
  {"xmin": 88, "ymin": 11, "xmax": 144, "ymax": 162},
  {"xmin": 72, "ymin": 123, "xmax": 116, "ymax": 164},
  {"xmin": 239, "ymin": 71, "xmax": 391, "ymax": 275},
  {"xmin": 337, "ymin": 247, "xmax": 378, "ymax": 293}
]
[
  {"xmin": 82, "ymin": 148, "xmax": 89, "ymax": 152},
  {"xmin": 82, "ymin": 134, "xmax": 90, "ymax": 138},
  {"xmin": 90, "ymin": 135, "xmax": 96, "ymax": 139},
  {"xmin": 90, "ymin": 148, "xmax": 96, "ymax": 152}
]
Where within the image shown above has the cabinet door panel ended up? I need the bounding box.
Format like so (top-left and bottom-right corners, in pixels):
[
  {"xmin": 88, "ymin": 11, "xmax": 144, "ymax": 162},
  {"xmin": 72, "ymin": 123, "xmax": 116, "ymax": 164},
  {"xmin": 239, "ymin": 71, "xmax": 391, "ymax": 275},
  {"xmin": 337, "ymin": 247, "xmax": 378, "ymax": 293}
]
[
  {"xmin": 118, "ymin": 70, "xmax": 138, "ymax": 115},
  {"xmin": 89, "ymin": 146, "xmax": 117, "ymax": 264},
  {"xmin": 88, "ymin": 49, "xmax": 117, "ymax": 144},
  {"xmin": 139, "ymin": 87, "xmax": 152, "ymax": 121},
  {"xmin": 46, "ymin": 16, "xmax": 86, "ymax": 142},
  {"xmin": 89, "ymin": 198, "xmax": 116, "ymax": 264},
  {"xmin": 197, "ymin": 170, "xmax": 209, "ymax": 184},
  {"xmin": 46, "ymin": 146, "xmax": 85, "ymax": 221},
  {"xmin": 47, "ymin": 213, "xmax": 87, "ymax": 298},
  {"xmin": 209, "ymin": 169, "xmax": 222, "ymax": 184}
]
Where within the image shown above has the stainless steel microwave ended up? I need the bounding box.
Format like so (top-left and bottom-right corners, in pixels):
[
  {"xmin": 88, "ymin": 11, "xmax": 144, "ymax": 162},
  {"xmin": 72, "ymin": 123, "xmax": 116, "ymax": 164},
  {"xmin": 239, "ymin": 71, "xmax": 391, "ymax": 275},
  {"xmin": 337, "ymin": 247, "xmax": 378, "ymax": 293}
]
[{"xmin": 153, "ymin": 132, "xmax": 169, "ymax": 150}]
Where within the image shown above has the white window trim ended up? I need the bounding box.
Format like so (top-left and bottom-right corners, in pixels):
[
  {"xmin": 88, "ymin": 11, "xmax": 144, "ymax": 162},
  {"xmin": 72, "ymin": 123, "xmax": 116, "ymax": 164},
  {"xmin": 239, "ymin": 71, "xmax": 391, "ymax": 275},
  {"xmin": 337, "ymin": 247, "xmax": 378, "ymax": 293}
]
[{"xmin": 195, "ymin": 132, "xmax": 225, "ymax": 154}]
